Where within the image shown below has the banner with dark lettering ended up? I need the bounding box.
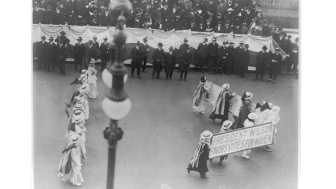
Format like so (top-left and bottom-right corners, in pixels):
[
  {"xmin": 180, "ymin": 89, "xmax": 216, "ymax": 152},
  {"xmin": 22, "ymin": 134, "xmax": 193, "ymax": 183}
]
[{"xmin": 209, "ymin": 122, "xmax": 275, "ymax": 159}]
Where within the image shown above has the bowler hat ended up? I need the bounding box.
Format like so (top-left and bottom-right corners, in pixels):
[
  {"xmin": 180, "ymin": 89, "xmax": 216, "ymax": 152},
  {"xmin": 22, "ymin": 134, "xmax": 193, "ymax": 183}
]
[
  {"xmin": 158, "ymin": 42, "xmax": 163, "ymax": 47},
  {"xmin": 262, "ymin": 45, "xmax": 267, "ymax": 50},
  {"xmin": 60, "ymin": 31, "xmax": 66, "ymax": 35}
]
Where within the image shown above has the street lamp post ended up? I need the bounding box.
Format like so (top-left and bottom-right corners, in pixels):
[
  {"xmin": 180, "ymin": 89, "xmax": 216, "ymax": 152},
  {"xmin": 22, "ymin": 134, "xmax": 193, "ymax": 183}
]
[{"xmin": 102, "ymin": 1, "xmax": 133, "ymax": 189}]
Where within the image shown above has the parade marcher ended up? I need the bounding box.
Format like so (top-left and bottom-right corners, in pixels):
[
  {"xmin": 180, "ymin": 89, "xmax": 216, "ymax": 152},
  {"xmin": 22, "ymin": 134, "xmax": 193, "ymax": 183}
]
[
  {"xmin": 152, "ymin": 42, "xmax": 165, "ymax": 79},
  {"xmin": 239, "ymin": 44, "xmax": 250, "ymax": 78},
  {"xmin": 87, "ymin": 59, "xmax": 98, "ymax": 98},
  {"xmin": 241, "ymin": 113, "xmax": 258, "ymax": 159},
  {"xmin": 74, "ymin": 37, "xmax": 85, "ymax": 72},
  {"xmin": 207, "ymin": 38, "xmax": 219, "ymax": 74},
  {"xmin": 84, "ymin": 40, "xmax": 99, "ymax": 70},
  {"xmin": 46, "ymin": 37, "xmax": 57, "ymax": 72},
  {"xmin": 57, "ymin": 40, "xmax": 67, "ymax": 76},
  {"xmin": 217, "ymin": 41, "xmax": 229, "ymax": 74},
  {"xmin": 58, "ymin": 134, "xmax": 84, "ymax": 186},
  {"xmin": 209, "ymin": 120, "xmax": 233, "ymax": 166},
  {"xmin": 180, "ymin": 45, "xmax": 192, "ymax": 81},
  {"xmin": 227, "ymin": 42, "xmax": 235, "ymax": 75},
  {"xmin": 141, "ymin": 37, "xmax": 150, "ymax": 73},
  {"xmin": 130, "ymin": 41, "xmax": 143, "ymax": 79},
  {"xmin": 37, "ymin": 36, "xmax": 48, "ymax": 70},
  {"xmin": 209, "ymin": 83, "xmax": 235, "ymax": 123},
  {"xmin": 195, "ymin": 37, "xmax": 208, "ymax": 73},
  {"xmin": 69, "ymin": 111, "xmax": 87, "ymax": 161},
  {"xmin": 187, "ymin": 130, "xmax": 213, "ymax": 179},
  {"xmin": 268, "ymin": 48, "xmax": 282, "ymax": 84},
  {"xmin": 99, "ymin": 37, "xmax": 109, "ymax": 71},
  {"xmin": 254, "ymin": 45, "xmax": 270, "ymax": 81},
  {"xmin": 164, "ymin": 46, "xmax": 176, "ymax": 80},
  {"xmin": 233, "ymin": 91, "xmax": 254, "ymax": 130},
  {"xmin": 192, "ymin": 76, "xmax": 211, "ymax": 114},
  {"xmin": 263, "ymin": 106, "xmax": 280, "ymax": 152},
  {"xmin": 78, "ymin": 84, "xmax": 90, "ymax": 120},
  {"xmin": 234, "ymin": 41, "xmax": 244, "ymax": 74},
  {"xmin": 178, "ymin": 38, "xmax": 190, "ymax": 73}
]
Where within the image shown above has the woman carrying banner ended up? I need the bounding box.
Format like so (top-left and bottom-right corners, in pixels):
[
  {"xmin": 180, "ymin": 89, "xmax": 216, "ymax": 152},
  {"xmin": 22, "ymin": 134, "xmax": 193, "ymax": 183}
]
[
  {"xmin": 192, "ymin": 76, "xmax": 211, "ymax": 114},
  {"xmin": 233, "ymin": 91, "xmax": 254, "ymax": 130},
  {"xmin": 210, "ymin": 120, "xmax": 233, "ymax": 166},
  {"xmin": 242, "ymin": 113, "xmax": 258, "ymax": 159},
  {"xmin": 187, "ymin": 130, "xmax": 213, "ymax": 179},
  {"xmin": 209, "ymin": 83, "xmax": 235, "ymax": 124},
  {"xmin": 262, "ymin": 106, "xmax": 280, "ymax": 152},
  {"xmin": 58, "ymin": 134, "xmax": 84, "ymax": 186}
]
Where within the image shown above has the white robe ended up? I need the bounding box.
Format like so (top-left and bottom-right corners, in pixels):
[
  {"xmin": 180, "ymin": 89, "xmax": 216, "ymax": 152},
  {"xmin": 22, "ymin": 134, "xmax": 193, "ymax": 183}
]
[
  {"xmin": 87, "ymin": 67, "xmax": 98, "ymax": 98},
  {"xmin": 192, "ymin": 82, "xmax": 211, "ymax": 114}
]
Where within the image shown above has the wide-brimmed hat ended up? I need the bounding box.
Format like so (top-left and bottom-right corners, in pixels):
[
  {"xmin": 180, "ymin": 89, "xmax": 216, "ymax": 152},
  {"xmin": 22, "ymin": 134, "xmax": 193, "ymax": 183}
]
[
  {"xmin": 222, "ymin": 120, "xmax": 233, "ymax": 129},
  {"xmin": 248, "ymin": 113, "xmax": 258, "ymax": 120},
  {"xmin": 271, "ymin": 106, "xmax": 280, "ymax": 113},
  {"xmin": 158, "ymin": 42, "xmax": 163, "ymax": 47},
  {"xmin": 245, "ymin": 92, "xmax": 253, "ymax": 100},
  {"xmin": 227, "ymin": 8, "xmax": 234, "ymax": 12},
  {"xmin": 81, "ymin": 69, "xmax": 87, "ymax": 74},
  {"xmin": 89, "ymin": 58, "xmax": 96, "ymax": 64},
  {"xmin": 200, "ymin": 76, "xmax": 206, "ymax": 83},
  {"xmin": 77, "ymin": 37, "xmax": 82, "ymax": 41},
  {"xmin": 73, "ymin": 111, "xmax": 84, "ymax": 123},
  {"xmin": 81, "ymin": 84, "xmax": 89, "ymax": 90},
  {"xmin": 200, "ymin": 130, "xmax": 213, "ymax": 143},
  {"xmin": 73, "ymin": 102, "xmax": 83, "ymax": 109},
  {"xmin": 222, "ymin": 83, "xmax": 230, "ymax": 90}
]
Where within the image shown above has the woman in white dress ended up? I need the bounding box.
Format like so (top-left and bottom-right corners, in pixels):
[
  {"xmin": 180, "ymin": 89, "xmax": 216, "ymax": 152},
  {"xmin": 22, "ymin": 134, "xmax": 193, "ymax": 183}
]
[
  {"xmin": 263, "ymin": 106, "xmax": 280, "ymax": 152},
  {"xmin": 58, "ymin": 134, "xmax": 84, "ymax": 186},
  {"xmin": 242, "ymin": 113, "xmax": 258, "ymax": 159},
  {"xmin": 192, "ymin": 76, "xmax": 211, "ymax": 114},
  {"xmin": 69, "ymin": 111, "xmax": 87, "ymax": 161},
  {"xmin": 87, "ymin": 60, "xmax": 98, "ymax": 98},
  {"xmin": 78, "ymin": 84, "xmax": 90, "ymax": 120}
]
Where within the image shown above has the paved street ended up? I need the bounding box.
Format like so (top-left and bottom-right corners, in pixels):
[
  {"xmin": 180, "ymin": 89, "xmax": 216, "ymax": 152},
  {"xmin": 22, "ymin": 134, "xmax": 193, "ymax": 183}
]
[{"xmin": 33, "ymin": 64, "xmax": 298, "ymax": 189}]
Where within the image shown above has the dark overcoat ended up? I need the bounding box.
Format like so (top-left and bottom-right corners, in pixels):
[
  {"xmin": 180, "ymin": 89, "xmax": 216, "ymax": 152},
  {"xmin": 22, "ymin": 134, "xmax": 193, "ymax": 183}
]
[{"xmin": 152, "ymin": 48, "xmax": 165, "ymax": 71}]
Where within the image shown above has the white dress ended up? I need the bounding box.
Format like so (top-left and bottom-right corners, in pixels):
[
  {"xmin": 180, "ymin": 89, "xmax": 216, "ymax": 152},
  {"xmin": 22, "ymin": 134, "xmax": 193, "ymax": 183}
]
[
  {"xmin": 192, "ymin": 82, "xmax": 211, "ymax": 114},
  {"xmin": 87, "ymin": 67, "xmax": 98, "ymax": 98}
]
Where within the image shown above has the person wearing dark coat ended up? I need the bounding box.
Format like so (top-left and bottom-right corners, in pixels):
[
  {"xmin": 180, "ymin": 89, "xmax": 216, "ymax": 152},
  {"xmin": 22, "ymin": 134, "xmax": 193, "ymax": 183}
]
[
  {"xmin": 89, "ymin": 10, "xmax": 100, "ymax": 26},
  {"xmin": 222, "ymin": 20, "xmax": 233, "ymax": 33},
  {"xmin": 187, "ymin": 130, "xmax": 212, "ymax": 179},
  {"xmin": 52, "ymin": 7, "xmax": 65, "ymax": 25},
  {"xmin": 288, "ymin": 38, "xmax": 299, "ymax": 73},
  {"xmin": 37, "ymin": 36, "xmax": 48, "ymax": 70},
  {"xmin": 195, "ymin": 37, "xmax": 208, "ymax": 73},
  {"xmin": 33, "ymin": 7, "xmax": 43, "ymax": 24},
  {"xmin": 73, "ymin": 0, "xmax": 86, "ymax": 16},
  {"xmin": 74, "ymin": 37, "xmax": 85, "ymax": 72},
  {"xmin": 198, "ymin": 22, "xmax": 206, "ymax": 32},
  {"xmin": 46, "ymin": 37, "xmax": 58, "ymax": 72},
  {"xmin": 68, "ymin": 13, "xmax": 76, "ymax": 25},
  {"xmin": 55, "ymin": 31, "xmax": 70, "ymax": 47},
  {"xmin": 99, "ymin": 9, "xmax": 111, "ymax": 26},
  {"xmin": 207, "ymin": 38, "xmax": 219, "ymax": 74},
  {"xmin": 141, "ymin": 37, "xmax": 150, "ymax": 72},
  {"xmin": 254, "ymin": 45, "xmax": 271, "ymax": 81},
  {"xmin": 268, "ymin": 48, "xmax": 282, "ymax": 84},
  {"xmin": 100, "ymin": 37, "xmax": 109, "ymax": 71},
  {"xmin": 232, "ymin": 24, "xmax": 242, "ymax": 34},
  {"xmin": 75, "ymin": 14, "xmax": 86, "ymax": 26},
  {"xmin": 178, "ymin": 39, "xmax": 190, "ymax": 73},
  {"xmin": 213, "ymin": 22, "xmax": 224, "ymax": 33},
  {"xmin": 234, "ymin": 42, "xmax": 244, "ymax": 74},
  {"xmin": 164, "ymin": 46, "xmax": 176, "ymax": 80},
  {"xmin": 217, "ymin": 41, "xmax": 229, "ymax": 74},
  {"xmin": 41, "ymin": 7, "xmax": 54, "ymax": 24},
  {"xmin": 261, "ymin": 20, "xmax": 271, "ymax": 37},
  {"xmin": 84, "ymin": 40, "xmax": 99, "ymax": 69},
  {"xmin": 190, "ymin": 19, "xmax": 199, "ymax": 31},
  {"xmin": 92, "ymin": 36, "xmax": 99, "ymax": 50},
  {"xmin": 227, "ymin": 42, "xmax": 235, "ymax": 75},
  {"xmin": 233, "ymin": 91, "xmax": 254, "ymax": 130},
  {"xmin": 57, "ymin": 40, "xmax": 67, "ymax": 76},
  {"xmin": 239, "ymin": 44, "xmax": 250, "ymax": 78},
  {"xmin": 130, "ymin": 41, "xmax": 143, "ymax": 79},
  {"xmin": 172, "ymin": 15, "xmax": 183, "ymax": 30},
  {"xmin": 179, "ymin": 46, "xmax": 192, "ymax": 81},
  {"xmin": 242, "ymin": 8, "xmax": 254, "ymax": 27},
  {"xmin": 152, "ymin": 43, "xmax": 165, "ymax": 79}
]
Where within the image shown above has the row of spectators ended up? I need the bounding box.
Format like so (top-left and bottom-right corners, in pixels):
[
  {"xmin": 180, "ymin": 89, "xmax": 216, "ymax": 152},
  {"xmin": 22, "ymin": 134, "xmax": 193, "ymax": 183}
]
[{"xmin": 33, "ymin": 0, "xmax": 287, "ymax": 37}]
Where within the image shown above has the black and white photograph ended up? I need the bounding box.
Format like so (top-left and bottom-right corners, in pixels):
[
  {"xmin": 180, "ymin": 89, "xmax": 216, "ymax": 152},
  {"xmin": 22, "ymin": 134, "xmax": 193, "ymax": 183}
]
[{"xmin": 29, "ymin": 0, "xmax": 302, "ymax": 188}]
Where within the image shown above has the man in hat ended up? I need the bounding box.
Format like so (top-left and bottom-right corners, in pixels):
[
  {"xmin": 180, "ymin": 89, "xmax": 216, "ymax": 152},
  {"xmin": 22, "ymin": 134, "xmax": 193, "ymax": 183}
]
[
  {"xmin": 164, "ymin": 46, "xmax": 176, "ymax": 80},
  {"xmin": 100, "ymin": 9, "xmax": 111, "ymax": 27},
  {"xmin": 84, "ymin": 40, "xmax": 99, "ymax": 70},
  {"xmin": 207, "ymin": 38, "xmax": 219, "ymax": 74},
  {"xmin": 141, "ymin": 37, "xmax": 150, "ymax": 73},
  {"xmin": 46, "ymin": 37, "xmax": 58, "ymax": 72},
  {"xmin": 68, "ymin": 13, "xmax": 76, "ymax": 25},
  {"xmin": 180, "ymin": 45, "xmax": 192, "ymax": 81},
  {"xmin": 99, "ymin": 37, "xmax": 109, "ymax": 71},
  {"xmin": 198, "ymin": 22, "xmax": 205, "ymax": 32},
  {"xmin": 152, "ymin": 42, "xmax": 165, "ymax": 79},
  {"xmin": 172, "ymin": 15, "xmax": 183, "ymax": 30},
  {"xmin": 241, "ymin": 112, "xmax": 258, "ymax": 158},
  {"xmin": 214, "ymin": 21, "xmax": 224, "ymax": 33},
  {"xmin": 55, "ymin": 31, "xmax": 70, "ymax": 47},
  {"xmin": 223, "ymin": 20, "xmax": 233, "ymax": 33},
  {"xmin": 232, "ymin": 23, "xmax": 242, "ymax": 34},
  {"xmin": 92, "ymin": 35, "xmax": 99, "ymax": 50},
  {"xmin": 209, "ymin": 120, "xmax": 233, "ymax": 166},
  {"xmin": 37, "ymin": 36, "xmax": 48, "ymax": 70},
  {"xmin": 190, "ymin": 16, "xmax": 199, "ymax": 31},
  {"xmin": 233, "ymin": 91, "xmax": 254, "ymax": 130},
  {"xmin": 75, "ymin": 13, "xmax": 86, "ymax": 26},
  {"xmin": 57, "ymin": 40, "xmax": 67, "ymax": 76},
  {"xmin": 130, "ymin": 41, "xmax": 143, "ymax": 79},
  {"xmin": 234, "ymin": 41, "xmax": 244, "ymax": 74},
  {"xmin": 255, "ymin": 45, "xmax": 271, "ymax": 81},
  {"xmin": 209, "ymin": 83, "xmax": 235, "ymax": 123},
  {"xmin": 74, "ymin": 37, "xmax": 85, "ymax": 72},
  {"xmin": 217, "ymin": 41, "xmax": 229, "ymax": 74},
  {"xmin": 187, "ymin": 130, "xmax": 212, "ymax": 179},
  {"xmin": 242, "ymin": 7, "xmax": 254, "ymax": 27},
  {"xmin": 239, "ymin": 44, "xmax": 250, "ymax": 78},
  {"xmin": 52, "ymin": 6, "xmax": 66, "ymax": 25},
  {"xmin": 268, "ymin": 48, "xmax": 282, "ymax": 84},
  {"xmin": 178, "ymin": 38, "xmax": 190, "ymax": 73},
  {"xmin": 195, "ymin": 37, "xmax": 208, "ymax": 73},
  {"xmin": 89, "ymin": 10, "xmax": 99, "ymax": 26},
  {"xmin": 227, "ymin": 42, "xmax": 235, "ymax": 75}
]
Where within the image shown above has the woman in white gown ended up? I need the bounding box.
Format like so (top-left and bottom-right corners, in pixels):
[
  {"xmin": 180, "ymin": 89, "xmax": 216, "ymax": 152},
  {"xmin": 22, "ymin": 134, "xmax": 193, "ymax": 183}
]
[
  {"xmin": 58, "ymin": 134, "xmax": 84, "ymax": 186},
  {"xmin": 87, "ymin": 60, "xmax": 98, "ymax": 98},
  {"xmin": 78, "ymin": 84, "xmax": 90, "ymax": 120},
  {"xmin": 192, "ymin": 76, "xmax": 211, "ymax": 114},
  {"xmin": 262, "ymin": 106, "xmax": 280, "ymax": 152}
]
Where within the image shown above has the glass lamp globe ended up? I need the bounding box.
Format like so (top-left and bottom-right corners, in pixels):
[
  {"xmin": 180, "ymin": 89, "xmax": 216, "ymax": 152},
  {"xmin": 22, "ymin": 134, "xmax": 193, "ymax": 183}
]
[
  {"xmin": 102, "ymin": 97, "xmax": 131, "ymax": 120},
  {"xmin": 102, "ymin": 68, "xmax": 128, "ymax": 88}
]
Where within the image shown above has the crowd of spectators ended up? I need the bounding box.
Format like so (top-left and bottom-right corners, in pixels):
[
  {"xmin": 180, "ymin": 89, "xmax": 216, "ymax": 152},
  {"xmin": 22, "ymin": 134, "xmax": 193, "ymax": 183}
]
[{"xmin": 33, "ymin": 0, "xmax": 292, "ymax": 38}]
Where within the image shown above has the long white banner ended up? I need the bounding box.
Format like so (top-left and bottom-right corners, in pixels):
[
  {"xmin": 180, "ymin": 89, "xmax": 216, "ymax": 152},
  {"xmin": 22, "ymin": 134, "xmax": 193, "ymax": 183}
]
[{"xmin": 209, "ymin": 122, "xmax": 275, "ymax": 159}]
